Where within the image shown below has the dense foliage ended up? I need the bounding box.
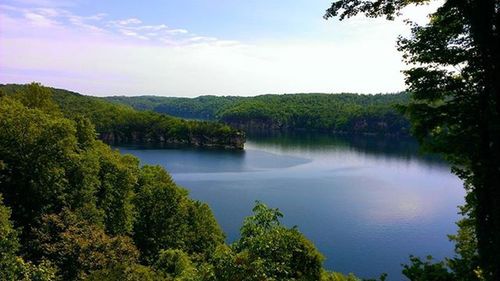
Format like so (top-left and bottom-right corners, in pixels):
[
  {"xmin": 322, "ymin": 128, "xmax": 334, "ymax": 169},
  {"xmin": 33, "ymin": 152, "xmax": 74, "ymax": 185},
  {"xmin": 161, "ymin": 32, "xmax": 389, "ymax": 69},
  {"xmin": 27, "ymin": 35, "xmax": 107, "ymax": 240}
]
[
  {"xmin": 107, "ymin": 95, "xmax": 240, "ymax": 120},
  {"xmin": 326, "ymin": 0, "xmax": 500, "ymax": 280},
  {"xmin": 211, "ymin": 202, "xmax": 324, "ymax": 281},
  {"xmin": 0, "ymin": 84, "xmax": 245, "ymax": 149},
  {"xmin": 106, "ymin": 93, "xmax": 411, "ymax": 135},
  {"xmin": 0, "ymin": 84, "xmax": 360, "ymax": 280}
]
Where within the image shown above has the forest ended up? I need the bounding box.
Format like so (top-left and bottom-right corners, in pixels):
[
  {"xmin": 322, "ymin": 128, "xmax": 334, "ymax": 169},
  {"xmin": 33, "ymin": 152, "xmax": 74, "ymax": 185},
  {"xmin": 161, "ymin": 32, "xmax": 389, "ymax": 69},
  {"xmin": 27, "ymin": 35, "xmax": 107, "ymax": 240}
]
[
  {"xmin": 106, "ymin": 93, "xmax": 411, "ymax": 135},
  {"xmin": 0, "ymin": 84, "xmax": 245, "ymax": 150},
  {"xmin": 0, "ymin": 83, "xmax": 363, "ymax": 281}
]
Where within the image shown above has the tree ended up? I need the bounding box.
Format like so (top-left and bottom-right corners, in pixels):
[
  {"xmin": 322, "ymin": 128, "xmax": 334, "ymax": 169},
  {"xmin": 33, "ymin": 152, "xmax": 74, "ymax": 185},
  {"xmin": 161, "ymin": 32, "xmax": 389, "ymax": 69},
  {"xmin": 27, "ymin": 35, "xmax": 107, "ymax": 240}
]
[
  {"xmin": 153, "ymin": 249, "xmax": 198, "ymax": 280},
  {"xmin": 0, "ymin": 193, "xmax": 23, "ymax": 280},
  {"xmin": 402, "ymin": 256, "xmax": 455, "ymax": 281},
  {"xmin": 0, "ymin": 96, "xmax": 81, "ymax": 233},
  {"xmin": 93, "ymin": 141, "xmax": 139, "ymax": 236},
  {"xmin": 73, "ymin": 115, "xmax": 97, "ymax": 149},
  {"xmin": 0, "ymin": 194, "xmax": 57, "ymax": 281},
  {"xmin": 13, "ymin": 82, "xmax": 60, "ymax": 114},
  {"xmin": 31, "ymin": 208, "xmax": 139, "ymax": 280},
  {"xmin": 212, "ymin": 202, "xmax": 324, "ymax": 281},
  {"xmin": 133, "ymin": 165, "xmax": 224, "ymax": 264},
  {"xmin": 1, "ymin": 83, "xmax": 246, "ymax": 149},
  {"xmin": 87, "ymin": 263, "xmax": 165, "ymax": 281},
  {"xmin": 325, "ymin": 0, "xmax": 500, "ymax": 280},
  {"xmin": 447, "ymin": 216, "xmax": 481, "ymax": 281}
]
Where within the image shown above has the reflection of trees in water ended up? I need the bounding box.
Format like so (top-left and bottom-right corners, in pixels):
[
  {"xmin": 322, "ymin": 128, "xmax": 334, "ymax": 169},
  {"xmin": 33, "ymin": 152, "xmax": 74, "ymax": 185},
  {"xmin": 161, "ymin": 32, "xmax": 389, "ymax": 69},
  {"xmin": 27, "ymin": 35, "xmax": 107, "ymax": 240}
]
[{"xmin": 247, "ymin": 131, "xmax": 446, "ymax": 166}]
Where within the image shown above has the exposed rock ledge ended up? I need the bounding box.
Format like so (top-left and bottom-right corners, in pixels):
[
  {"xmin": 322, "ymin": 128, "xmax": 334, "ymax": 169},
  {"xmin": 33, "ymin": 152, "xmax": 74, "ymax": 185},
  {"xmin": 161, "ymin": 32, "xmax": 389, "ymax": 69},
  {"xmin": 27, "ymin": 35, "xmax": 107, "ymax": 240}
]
[{"xmin": 99, "ymin": 131, "xmax": 246, "ymax": 150}]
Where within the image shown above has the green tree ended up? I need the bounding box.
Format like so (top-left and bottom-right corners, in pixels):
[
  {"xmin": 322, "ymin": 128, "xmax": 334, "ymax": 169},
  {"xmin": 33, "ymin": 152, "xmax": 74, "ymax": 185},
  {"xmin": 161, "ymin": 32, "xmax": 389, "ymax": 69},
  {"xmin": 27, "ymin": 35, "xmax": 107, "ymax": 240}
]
[
  {"xmin": 13, "ymin": 82, "xmax": 60, "ymax": 114},
  {"xmin": 0, "ymin": 194, "xmax": 57, "ymax": 281},
  {"xmin": 153, "ymin": 249, "xmax": 198, "ymax": 280},
  {"xmin": 402, "ymin": 256, "xmax": 454, "ymax": 281},
  {"xmin": 0, "ymin": 94, "xmax": 106, "ymax": 242},
  {"xmin": 73, "ymin": 115, "xmax": 97, "ymax": 149},
  {"xmin": 0, "ymin": 193, "xmax": 23, "ymax": 280},
  {"xmin": 320, "ymin": 271, "xmax": 362, "ymax": 281},
  {"xmin": 1, "ymin": 83, "xmax": 246, "ymax": 149},
  {"xmin": 213, "ymin": 202, "xmax": 324, "ymax": 281},
  {"xmin": 31, "ymin": 208, "xmax": 138, "ymax": 280},
  {"xmin": 87, "ymin": 250, "xmax": 204, "ymax": 281},
  {"xmin": 325, "ymin": 0, "xmax": 500, "ymax": 279},
  {"xmin": 87, "ymin": 263, "xmax": 165, "ymax": 281},
  {"xmin": 133, "ymin": 165, "xmax": 192, "ymax": 264},
  {"xmin": 106, "ymin": 92, "xmax": 411, "ymax": 135},
  {"xmin": 0, "ymin": 96, "xmax": 81, "ymax": 232},
  {"xmin": 93, "ymin": 141, "xmax": 139, "ymax": 236},
  {"xmin": 133, "ymin": 165, "xmax": 224, "ymax": 264},
  {"xmin": 447, "ymin": 216, "xmax": 481, "ymax": 281}
]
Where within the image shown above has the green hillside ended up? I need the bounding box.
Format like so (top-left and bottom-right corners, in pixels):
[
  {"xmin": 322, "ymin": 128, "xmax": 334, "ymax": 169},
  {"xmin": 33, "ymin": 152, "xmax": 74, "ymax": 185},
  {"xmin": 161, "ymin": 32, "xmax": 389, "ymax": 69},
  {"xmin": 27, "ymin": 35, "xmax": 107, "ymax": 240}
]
[
  {"xmin": 0, "ymin": 84, "xmax": 245, "ymax": 149},
  {"xmin": 106, "ymin": 92, "xmax": 410, "ymax": 135}
]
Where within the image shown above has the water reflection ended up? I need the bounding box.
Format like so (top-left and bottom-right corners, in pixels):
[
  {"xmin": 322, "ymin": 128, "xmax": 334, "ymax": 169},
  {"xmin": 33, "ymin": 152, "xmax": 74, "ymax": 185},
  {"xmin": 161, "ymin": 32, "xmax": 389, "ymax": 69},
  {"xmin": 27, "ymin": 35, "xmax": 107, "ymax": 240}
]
[{"xmin": 246, "ymin": 131, "xmax": 445, "ymax": 167}]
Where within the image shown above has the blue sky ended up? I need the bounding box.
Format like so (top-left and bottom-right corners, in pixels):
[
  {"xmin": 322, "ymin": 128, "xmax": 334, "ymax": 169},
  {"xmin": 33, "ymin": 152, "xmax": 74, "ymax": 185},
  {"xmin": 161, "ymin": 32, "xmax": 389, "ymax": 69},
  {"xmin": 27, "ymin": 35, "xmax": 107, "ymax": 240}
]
[
  {"xmin": 0, "ymin": 0, "xmax": 440, "ymax": 97},
  {"xmin": 60, "ymin": 0, "xmax": 335, "ymax": 41}
]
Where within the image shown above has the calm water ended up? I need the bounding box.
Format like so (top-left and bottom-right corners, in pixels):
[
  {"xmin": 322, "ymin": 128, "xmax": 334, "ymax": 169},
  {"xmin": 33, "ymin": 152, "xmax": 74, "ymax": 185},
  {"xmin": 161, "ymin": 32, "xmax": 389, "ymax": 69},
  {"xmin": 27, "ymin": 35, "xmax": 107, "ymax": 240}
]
[{"xmin": 115, "ymin": 133, "xmax": 464, "ymax": 280}]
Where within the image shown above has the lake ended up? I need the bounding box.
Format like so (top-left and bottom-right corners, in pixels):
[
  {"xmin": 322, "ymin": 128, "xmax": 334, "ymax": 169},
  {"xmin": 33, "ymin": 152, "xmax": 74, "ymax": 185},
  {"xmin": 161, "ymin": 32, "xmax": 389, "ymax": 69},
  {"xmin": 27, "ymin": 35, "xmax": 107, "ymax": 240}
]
[{"xmin": 115, "ymin": 133, "xmax": 464, "ymax": 280}]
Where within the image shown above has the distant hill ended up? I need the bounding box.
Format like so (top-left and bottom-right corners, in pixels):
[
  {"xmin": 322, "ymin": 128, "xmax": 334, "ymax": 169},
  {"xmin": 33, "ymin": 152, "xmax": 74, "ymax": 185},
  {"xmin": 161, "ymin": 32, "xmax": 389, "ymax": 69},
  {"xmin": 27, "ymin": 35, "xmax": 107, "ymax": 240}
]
[
  {"xmin": 0, "ymin": 84, "xmax": 245, "ymax": 149},
  {"xmin": 106, "ymin": 92, "xmax": 411, "ymax": 135},
  {"xmin": 106, "ymin": 95, "xmax": 240, "ymax": 120}
]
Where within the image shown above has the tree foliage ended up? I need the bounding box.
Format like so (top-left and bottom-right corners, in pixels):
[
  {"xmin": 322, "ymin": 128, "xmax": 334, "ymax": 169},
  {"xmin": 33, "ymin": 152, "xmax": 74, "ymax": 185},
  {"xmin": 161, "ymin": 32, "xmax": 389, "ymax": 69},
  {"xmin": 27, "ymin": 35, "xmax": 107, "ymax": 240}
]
[
  {"xmin": 0, "ymin": 83, "xmax": 245, "ymax": 149},
  {"xmin": 0, "ymin": 195, "xmax": 58, "ymax": 281},
  {"xmin": 212, "ymin": 202, "xmax": 324, "ymax": 281},
  {"xmin": 0, "ymin": 85, "xmax": 226, "ymax": 279},
  {"xmin": 31, "ymin": 209, "xmax": 139, "ymax": 280},
  {"xmin": 107, "ymin": 93, "xmax": 411, "ymax": 135},
  {"xmin": 133, "ymin": 165, "xmax": 224, "ymax": 264},
  {"xmin": 0, "ymin": 95, "xmax": 87, "ymax": 234}
]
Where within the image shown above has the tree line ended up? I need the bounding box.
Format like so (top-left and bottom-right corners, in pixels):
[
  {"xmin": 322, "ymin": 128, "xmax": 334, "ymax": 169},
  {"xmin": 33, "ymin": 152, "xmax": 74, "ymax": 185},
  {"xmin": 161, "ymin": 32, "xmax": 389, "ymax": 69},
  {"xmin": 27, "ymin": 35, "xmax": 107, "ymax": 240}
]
[{"xmin": 106, "ymin": 93, "xmax": 411, "ymax": 136}]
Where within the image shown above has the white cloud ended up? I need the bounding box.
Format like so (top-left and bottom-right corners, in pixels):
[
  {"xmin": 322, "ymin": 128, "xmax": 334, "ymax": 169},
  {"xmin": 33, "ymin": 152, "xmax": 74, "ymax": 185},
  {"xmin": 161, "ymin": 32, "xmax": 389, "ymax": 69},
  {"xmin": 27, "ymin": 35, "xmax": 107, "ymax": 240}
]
[
  {"xmin": 66, "ymin": 14, "xmax": 106, "ymax": 32},
  {"xmin": 24, "ymin": 11, "xmax": 58, "ymax": 26},
  {"xmin": 135, "ymin": 24, "xmax": 169, "ymax": 31},
  {"xmin": 34, "ymin": 7, "xmax": 59, "ymax": 17},
  {"xmin": 165, "ymin": 28, "xmax": 188, "ymax": 34},
  {"xmin": 116, "ymin": 18, "xmax": 142, "ymax": 25},
  {"xmin": 119, "ymin": 29, "xmax": 138, "ymax": 36},
  {"xmin": 3, "ymin": 5, "xmax": 107, "ymax": 33},
  {"xmin": 189, "ymin": 36, "xmax": 217, "ymax": 42},
  {"xmin": 2, "ymin": 3, "xmax": 241, "ymax": 48},
  {"xmin": 119, "ymin": 29, "xmax": 149, "ymax": 40},
  {"xmin": 10, "ymin": 0, "xmax": 78, "ymax": 7}
]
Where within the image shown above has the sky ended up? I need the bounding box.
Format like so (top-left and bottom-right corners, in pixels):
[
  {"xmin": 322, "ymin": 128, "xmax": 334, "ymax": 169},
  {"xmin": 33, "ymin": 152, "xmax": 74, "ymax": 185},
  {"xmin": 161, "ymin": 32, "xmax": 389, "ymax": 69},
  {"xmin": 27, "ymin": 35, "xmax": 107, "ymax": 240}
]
[{"xmin": 0, "ymin": 0, "xmax": 440, "ymax": 97}]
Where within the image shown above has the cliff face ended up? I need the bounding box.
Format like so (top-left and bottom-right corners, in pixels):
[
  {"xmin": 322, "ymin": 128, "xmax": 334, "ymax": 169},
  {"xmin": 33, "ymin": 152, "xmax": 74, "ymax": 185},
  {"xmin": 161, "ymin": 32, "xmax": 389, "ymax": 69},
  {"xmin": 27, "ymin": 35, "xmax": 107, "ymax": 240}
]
[
  {"xmin": 190, "ymin": 132, "xmax": 246, "ymax": 149},
  {"xmin": 223, "ymin": 119, "xmax": 285, "ymax": 131},
  {"xmin": 223, "ymin": 117, "xmax": 409, "ymax": 136},
  {"xmin": 99, "ymin": 131, "xmax": 246, "ymax": 150}
]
